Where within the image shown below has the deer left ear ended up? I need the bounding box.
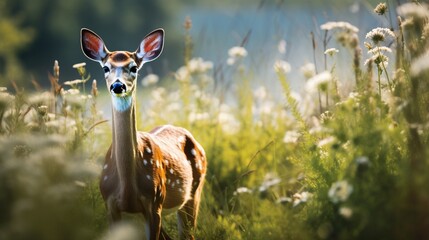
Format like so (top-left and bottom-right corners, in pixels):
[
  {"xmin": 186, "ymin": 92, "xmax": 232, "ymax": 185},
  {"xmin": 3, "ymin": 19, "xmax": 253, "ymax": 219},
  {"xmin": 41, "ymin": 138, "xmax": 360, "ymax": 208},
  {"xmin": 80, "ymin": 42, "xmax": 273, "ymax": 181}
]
[{"xmin": 136, "ymin": 29, "xmax": 164, "ymax": 66}]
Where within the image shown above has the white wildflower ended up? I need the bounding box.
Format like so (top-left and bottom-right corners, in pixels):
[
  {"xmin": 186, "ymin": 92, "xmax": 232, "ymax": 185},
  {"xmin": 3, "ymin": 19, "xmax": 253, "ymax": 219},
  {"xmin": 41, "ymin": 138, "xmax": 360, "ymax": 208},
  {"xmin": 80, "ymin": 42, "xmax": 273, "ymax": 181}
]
[
  {"xmin": 276, "ymin": 196, "xmax": 292, "ymax": 205},
  {"xmin": 175, "ymin": 66, "xmax": 190, "ymax": 82},
  {"xmin": 28, "ymin": 92, "xmax": 53, "ymax": 105},
  {"xmin": 228, "ymin": 46, "xmax": 248, "ymax": 58},
  {"xmin": 411, "ymin": 53, "xmax": 429, "ymax": 76},
  {"xmin": 63, "ymin": 79, "xmax": 86, "ymax": 86},
  {"xmin": 339, "ymin": 206, "xmax": 353, "ymax": 219},
  {"xmin": 259, "ymin": 175, "xmax": 281, "ymax": 192},
  {"xmin": 365, "ymin": 27, "xmax": 395, "ymax": 44},
  {"xmin": 324, "ymin": 48, "xmax": 339, "ymax": 56},
  {"xmin": 188, "ymin": 57, "xmax": 213, "ymax": 74},
  {"xmin": 253, "ymin": 86, "xmax": 267, "ymax": 101},
  {"xmin": 278, "ymin": 39, "xmax": 287, "ymax": 54},
  {"xmin": 328, "ymin": 180, "xmax": 353, "ymax": 203},
  {"xmin": 188, "ymin": 111, "xmax": 210, "ymax": 123},
  {"xmin": 283, "ymin": 130, "xmax": 301, "ymax": 143},
  {"xmin": 227, "ymin": 46, "xmax": 247, "ymax": 65},
  {"xmin": 292, "ymin": 191, "xmax": 312, "ymax": 207},
  {"xmin": 305, "ymin": 71, "xmax": 332, "ymax": 93},
  {"xmin": 300, "ymin": 62, "xmax": 316, "ymax": 79},
  {"xmin": 218, "ymin": 104, "xmax": 240, "ymax": 134},
  {"xmin": 367, "ymin": 46, "xmax": 392, "ymax": 54},
  {"xmin": 233, "ymin": 187, "xmax": 253, "ymax": 196},
  {"xmin": 320, "ymin": 21, "xmax": 359, "ymax": 33},
  {"xmin": 317, "ymin": 136, "xmax": 336, "ymax": 147},
  {"xmin": 397, "ymin": 3, "xmax": 429, "ymax": 19},
  {"xmin": 63, "ymin": 88, "xmax": 80, "ymax": 95},
  {"xmin": 72, "ymin": 62, "xmax": 86, "ymax": 69},
  {"xmin": 141, "ymin": 74, "xmax": 159, "ymax": 87},
  {"xmin": 274, "ymin": 60, "xmax": 291, "ymax": 74},
  {"xmin": 365, "ymin": 52, "xmax": 389, "ymax": 67}
]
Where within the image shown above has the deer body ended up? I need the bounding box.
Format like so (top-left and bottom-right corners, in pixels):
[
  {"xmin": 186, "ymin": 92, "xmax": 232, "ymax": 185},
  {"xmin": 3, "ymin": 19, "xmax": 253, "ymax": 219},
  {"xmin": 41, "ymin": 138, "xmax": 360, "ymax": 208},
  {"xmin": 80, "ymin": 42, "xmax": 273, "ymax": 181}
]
[{"xmin": 81, "ymin": 28, "xmax": 206, "ymax": 240}]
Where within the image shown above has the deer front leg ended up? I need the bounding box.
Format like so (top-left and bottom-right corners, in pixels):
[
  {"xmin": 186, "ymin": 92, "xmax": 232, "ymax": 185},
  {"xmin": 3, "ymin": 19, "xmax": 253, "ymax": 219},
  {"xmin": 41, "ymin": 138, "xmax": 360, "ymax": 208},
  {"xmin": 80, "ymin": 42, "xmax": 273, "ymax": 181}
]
[
  {"xmin": 141, "ymin": 195, "xmax": 170, "ymax": 240},
  {"xmin": 106, "ymin": 197, "xmax": 122, "ymax": 226}
]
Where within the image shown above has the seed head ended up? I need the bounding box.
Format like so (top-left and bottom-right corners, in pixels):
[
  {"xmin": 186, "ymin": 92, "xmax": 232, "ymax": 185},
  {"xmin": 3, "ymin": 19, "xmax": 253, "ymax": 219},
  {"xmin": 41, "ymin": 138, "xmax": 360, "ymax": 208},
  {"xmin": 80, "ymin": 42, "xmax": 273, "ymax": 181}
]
[{"xmin": 374, "ymin": 2, "xmax": 388, "ymax": 15}]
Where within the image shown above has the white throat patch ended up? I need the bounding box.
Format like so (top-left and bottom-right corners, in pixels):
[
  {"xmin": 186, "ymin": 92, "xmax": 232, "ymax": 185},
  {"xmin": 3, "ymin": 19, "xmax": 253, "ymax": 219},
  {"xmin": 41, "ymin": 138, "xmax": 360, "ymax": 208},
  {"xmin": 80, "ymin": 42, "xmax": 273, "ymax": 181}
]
[{"xmin": 111, "ymin": 95, "xmax": 132, "ymax": 112}]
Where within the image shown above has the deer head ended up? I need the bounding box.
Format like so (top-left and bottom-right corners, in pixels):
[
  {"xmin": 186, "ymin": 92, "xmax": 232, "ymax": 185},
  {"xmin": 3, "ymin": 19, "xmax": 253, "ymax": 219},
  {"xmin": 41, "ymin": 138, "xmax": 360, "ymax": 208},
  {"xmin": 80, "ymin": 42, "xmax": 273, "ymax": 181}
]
[{"xmin": 80, "ymin": 28, "xmax": 164, "ymax": 111}]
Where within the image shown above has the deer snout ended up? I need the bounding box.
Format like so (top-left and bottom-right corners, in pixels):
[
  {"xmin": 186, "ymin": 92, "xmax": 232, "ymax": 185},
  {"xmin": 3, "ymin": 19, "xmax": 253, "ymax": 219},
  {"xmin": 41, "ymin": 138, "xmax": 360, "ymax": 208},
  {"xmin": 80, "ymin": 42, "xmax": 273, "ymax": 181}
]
[{"xmin": 110, "ymin": 80, "xmax": 126, "ymax": 94}]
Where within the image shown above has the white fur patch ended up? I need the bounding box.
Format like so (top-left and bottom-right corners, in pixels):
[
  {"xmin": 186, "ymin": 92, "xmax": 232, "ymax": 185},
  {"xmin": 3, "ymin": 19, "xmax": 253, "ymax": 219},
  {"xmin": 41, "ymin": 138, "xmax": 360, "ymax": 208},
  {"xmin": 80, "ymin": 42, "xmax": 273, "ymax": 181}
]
[{"xmin": 111, "ymin": 95, "xmax": 132, "ymax": 112}]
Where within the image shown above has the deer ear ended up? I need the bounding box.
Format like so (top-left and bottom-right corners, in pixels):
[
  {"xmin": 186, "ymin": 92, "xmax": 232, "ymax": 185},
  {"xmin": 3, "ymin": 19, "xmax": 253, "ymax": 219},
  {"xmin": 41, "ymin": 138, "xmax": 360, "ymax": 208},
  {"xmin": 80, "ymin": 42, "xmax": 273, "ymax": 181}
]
[
  {"xmin": 136, "ymin": 29, "xmax": 164, "ymax": 65},
  {"xmin": 81, "ymin": 28, "xmax": 109, "ymax": 63}
]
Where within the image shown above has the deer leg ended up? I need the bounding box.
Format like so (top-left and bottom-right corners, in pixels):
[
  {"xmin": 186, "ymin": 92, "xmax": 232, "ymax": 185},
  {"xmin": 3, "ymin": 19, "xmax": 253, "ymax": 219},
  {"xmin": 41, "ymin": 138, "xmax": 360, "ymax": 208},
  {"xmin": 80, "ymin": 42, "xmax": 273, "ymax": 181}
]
[
  {"xmin": 106, "ymin": 197, "xmax": 121, "ymax": 226},
  {"xmin": 177, "ymin": 181, "xmax": 204, "ymax": 240}
]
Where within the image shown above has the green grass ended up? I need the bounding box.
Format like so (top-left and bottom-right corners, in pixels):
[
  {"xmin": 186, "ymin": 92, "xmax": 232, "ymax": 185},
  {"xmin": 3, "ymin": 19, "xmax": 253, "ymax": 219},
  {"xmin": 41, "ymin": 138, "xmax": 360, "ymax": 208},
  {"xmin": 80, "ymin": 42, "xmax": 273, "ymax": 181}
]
[{"xmin": 1, "ymin": 2, "xmax": 429, "ymax": 239}]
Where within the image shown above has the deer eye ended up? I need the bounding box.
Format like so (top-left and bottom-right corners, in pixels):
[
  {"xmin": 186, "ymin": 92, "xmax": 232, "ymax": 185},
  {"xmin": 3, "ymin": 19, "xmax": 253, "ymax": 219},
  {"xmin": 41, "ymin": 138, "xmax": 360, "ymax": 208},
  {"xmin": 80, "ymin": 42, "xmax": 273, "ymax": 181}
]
[
  {"xmin": 103, "ymin": 66, "xmax": 110, "ymax": 73},
  {"xmin": 130, "ymin": 66, "xmax": 138, "ymax": 74}
]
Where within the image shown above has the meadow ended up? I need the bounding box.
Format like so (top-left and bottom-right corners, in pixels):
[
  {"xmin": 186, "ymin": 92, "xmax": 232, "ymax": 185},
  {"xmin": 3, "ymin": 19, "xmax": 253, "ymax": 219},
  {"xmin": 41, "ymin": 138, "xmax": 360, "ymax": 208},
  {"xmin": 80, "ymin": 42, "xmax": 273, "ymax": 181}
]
[{"xmin": 1, "ymin": 2, "xmax": 429, "ymax": 240}]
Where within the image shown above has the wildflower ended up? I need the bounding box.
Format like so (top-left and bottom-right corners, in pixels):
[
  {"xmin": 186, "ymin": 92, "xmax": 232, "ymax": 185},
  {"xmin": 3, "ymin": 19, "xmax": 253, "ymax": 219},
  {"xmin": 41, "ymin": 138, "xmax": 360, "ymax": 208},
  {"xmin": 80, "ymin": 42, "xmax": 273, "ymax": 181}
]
[
  {"xmin": 253, "ymin": 86, "xmax": 267, "ymax": 101},
  {"xmin": 274, "ymin": 60, "xmax": 291, "ymax": 74},
  {"xmin": 73, "ymin": 62, "xmax": 87, "ymax": 77},
  {"xmin": 63, "ymin": 79, "xmax": 86, "ymax": 86},
  {"xmin": 374, "ymin": 2, "xmax": 388, "ymax": 15},
  {"xmin": 175, "ymin": 66, "xmax": 190, "ymax": 82},
  {"xmin": 365, "ymin": 52, "xmax": 389, "ymax": 67},
  {"xmin": 258, "ymin": 173, "xmax": 281, "ymax": 192},
  {"xmin": 28, "ymin": 92, "xmax": 53, "ymax": 106},
  {"xmin": 233, "ymin": 187, "xmax": 252, "ymax": 196},
  {"xmin": 320, "ymin": 21, "xmax": 359, "ymax": 33},
  {"xmin": 188, "ymin": 111, "xmax": 210, "ymax": 123},
  {"xmin": 0, "ymin": 90, "xmax": 14, "ymax": 110},
  {"xmin": 397, "ymin": 2, "xmax": 429, "ymax": 19},
  {"xmin": 283, "ymin": 130, "xmax": 301, "ymax": 143},
  {"xmin": 324, "ymin": 48, "xmax": 339, "ymax": 56},
  {"xmin": 411, "ymin": 53, "xmax": 429, "ymax": 76},
  {"xmin": 339, "ymin": 206, "xmax": 353, "ymax": 219},
  {"xmin": 292, "ymin": 191, "xmax": 312, "ymax": 207},
  {"xmin": 188, "ymin": 57, "xmax": 213, "ymax": 74},
  {"xmin": 305, "ymin": 71, "xmax": 332, "ymax": 93},
  {"xmin": 218, "ymin": 104, "xmax": 240, "ymax": 134},
  {"xmin": 365, "ymin": 27, "xmax": 395, "ymax": 45},
  {"xmin": 317, "ymin": 136, "xmax": 336, "ymax": 147},
  {"xmin": 328, "ymin": 180, "xmax": 353, "ymax": 203},
  {"xmin": 141, "ymin": 74, "xmax": 159, "ymax": 87},
  {"xmin": 276, "ymin": 196, "xmax": 292, "ymax": 205},
  {"xmin": 72, "ymin": 62, "xmax": 86, "ymax": 69},
  {"xmin": 278, "ymin": 39, "xmax": 287, "ymax": 54},
  {"xmin": 300, "ymin": 62, "xmax": 316, "ymax": 79},
  {"xmin": 227, "ymin": 46, "xmax": 247, "ymax": 65},
  {"xmin": 63, "ymin": 88, "xmax": 80, "ymax": 95},
  {"xmin": 367, "ymin": 46, "xmax": 392, "ymax": 54}
]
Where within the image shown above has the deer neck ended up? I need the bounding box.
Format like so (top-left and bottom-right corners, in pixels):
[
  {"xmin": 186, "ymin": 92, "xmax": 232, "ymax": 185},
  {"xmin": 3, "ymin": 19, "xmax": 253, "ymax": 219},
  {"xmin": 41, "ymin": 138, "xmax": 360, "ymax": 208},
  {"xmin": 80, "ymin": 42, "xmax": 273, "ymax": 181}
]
[{"xmin": 111, "ymin": 92, "xmax": 139, "ymax": 201}]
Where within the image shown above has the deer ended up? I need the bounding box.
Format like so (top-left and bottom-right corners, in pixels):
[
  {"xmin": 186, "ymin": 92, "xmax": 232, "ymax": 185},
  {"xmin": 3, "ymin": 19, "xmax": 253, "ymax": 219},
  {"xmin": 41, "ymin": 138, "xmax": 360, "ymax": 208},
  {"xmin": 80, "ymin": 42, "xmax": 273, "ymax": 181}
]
[{"xmin": 80, "ymin": 28, "xmax": 207, "ymax": 240}]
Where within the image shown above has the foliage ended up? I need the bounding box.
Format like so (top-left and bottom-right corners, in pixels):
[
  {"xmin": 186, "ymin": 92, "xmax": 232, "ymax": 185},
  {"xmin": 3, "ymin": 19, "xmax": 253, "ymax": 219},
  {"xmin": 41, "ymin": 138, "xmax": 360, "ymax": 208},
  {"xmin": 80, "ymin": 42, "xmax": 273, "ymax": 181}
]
[{"xmin": 1, "ymin": 1, "xmax": 429, "ymax": 240}]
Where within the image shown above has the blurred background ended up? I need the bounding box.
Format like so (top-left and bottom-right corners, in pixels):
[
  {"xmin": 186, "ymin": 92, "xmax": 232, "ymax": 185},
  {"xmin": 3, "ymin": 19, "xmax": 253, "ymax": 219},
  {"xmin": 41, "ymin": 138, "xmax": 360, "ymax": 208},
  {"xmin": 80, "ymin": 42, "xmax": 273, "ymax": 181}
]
[{"xmin": 1, "ymin": 0, "xmax": 390, "ymax": 91}]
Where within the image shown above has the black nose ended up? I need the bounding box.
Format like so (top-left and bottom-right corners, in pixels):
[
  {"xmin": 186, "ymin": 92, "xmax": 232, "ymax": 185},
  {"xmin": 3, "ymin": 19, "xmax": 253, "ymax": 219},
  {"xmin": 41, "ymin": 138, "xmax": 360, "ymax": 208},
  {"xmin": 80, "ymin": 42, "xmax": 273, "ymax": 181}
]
[{"xmin": 110, "ymin": 80, "xmax": 126, "ymax": 94}]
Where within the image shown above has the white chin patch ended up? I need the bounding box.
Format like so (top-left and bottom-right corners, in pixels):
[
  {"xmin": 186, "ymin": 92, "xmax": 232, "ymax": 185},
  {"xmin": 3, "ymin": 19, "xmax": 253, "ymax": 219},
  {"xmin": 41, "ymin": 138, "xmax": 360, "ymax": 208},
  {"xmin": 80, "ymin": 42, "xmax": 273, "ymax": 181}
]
[{"xmin": 111, "ymin": 95, "xmax": 132, "ymax": 112}]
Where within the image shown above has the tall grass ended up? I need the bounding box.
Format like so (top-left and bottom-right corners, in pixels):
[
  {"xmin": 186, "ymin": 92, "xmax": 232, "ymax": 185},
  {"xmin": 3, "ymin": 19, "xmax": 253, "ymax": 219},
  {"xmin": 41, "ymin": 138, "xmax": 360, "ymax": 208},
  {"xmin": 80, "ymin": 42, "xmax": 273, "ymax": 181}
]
[{"xmin": 1, "ymin": 1, "xmax": 429, "ymax": 239}]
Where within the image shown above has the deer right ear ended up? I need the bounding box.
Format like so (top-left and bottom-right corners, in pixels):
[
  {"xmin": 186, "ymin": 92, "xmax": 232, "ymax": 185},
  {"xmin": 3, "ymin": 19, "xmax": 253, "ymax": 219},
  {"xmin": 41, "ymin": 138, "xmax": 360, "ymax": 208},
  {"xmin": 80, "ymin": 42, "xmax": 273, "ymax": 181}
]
[{"xmin": 81, "ymin": 28, "xmax": 109, "ymax": 63}]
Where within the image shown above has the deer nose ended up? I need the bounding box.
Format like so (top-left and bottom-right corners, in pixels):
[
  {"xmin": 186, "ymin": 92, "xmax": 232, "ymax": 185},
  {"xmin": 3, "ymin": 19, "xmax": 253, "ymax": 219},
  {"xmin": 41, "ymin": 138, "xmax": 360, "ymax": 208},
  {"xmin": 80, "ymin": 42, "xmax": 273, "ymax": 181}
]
[{"xmin": 110, "ymin": 80, "xmax": 126, "ymax": 94}]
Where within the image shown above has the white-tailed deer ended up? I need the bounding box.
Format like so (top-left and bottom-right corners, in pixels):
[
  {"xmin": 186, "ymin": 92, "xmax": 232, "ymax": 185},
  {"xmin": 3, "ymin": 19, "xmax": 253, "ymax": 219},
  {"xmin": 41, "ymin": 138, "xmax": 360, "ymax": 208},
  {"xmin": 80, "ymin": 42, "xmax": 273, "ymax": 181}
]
[{"xmin": 81, "ymin": 28, "xmax": 207, "ymax": 240}]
